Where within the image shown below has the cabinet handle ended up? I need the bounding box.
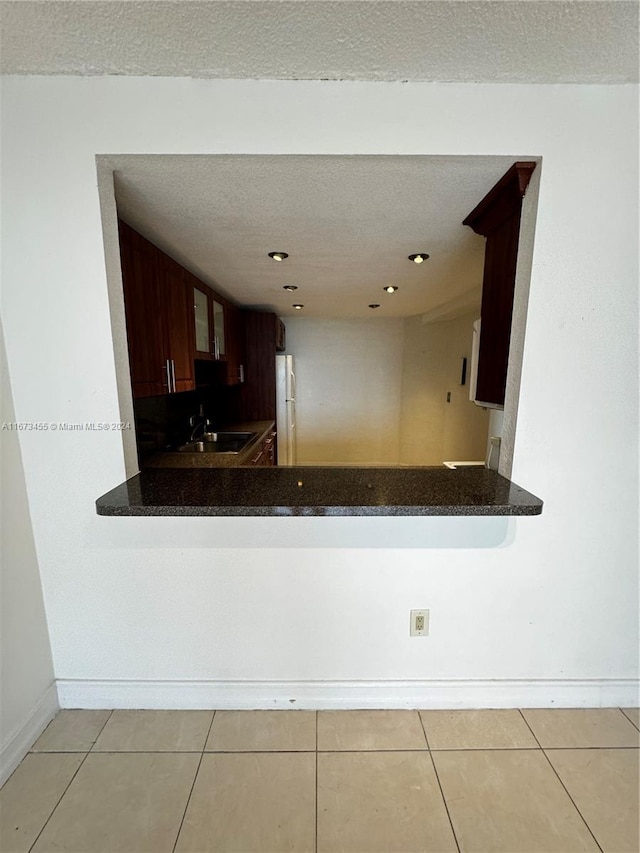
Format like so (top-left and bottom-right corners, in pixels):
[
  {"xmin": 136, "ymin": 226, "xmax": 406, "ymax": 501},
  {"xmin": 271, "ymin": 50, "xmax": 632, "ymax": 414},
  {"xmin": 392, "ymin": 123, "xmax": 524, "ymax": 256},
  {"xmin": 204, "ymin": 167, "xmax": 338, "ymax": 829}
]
[
  {"xmin": 212, "ymin": 337, "xmax": 219, "ymax": 360},
  {"xmin": 239, "ymin": 364, "xmax": 244, "ymax": 383},
  {"xmin": 170, "ymin": 359, "xmax": 177, "ymax": 393},
  {"xmin": 162, "ymin": 360, "xmax": 170, "ymax": 390}
]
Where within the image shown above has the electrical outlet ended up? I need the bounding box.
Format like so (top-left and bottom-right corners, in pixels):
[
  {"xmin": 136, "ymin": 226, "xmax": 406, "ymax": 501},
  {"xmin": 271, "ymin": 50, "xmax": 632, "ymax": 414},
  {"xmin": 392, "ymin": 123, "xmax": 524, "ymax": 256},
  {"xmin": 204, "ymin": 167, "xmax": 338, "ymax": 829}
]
[{"xmin": 410, "ymin": 609, "xmax": 429, "ymax": 637}]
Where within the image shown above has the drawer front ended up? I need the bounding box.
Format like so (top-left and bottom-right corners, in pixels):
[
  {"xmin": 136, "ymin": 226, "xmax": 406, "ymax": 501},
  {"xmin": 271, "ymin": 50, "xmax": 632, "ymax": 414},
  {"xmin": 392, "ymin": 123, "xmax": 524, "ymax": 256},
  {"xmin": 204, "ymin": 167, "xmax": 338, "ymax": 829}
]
[{"xmin": 248, "ymin": 430, "xmax": 277, "ymax": 466}]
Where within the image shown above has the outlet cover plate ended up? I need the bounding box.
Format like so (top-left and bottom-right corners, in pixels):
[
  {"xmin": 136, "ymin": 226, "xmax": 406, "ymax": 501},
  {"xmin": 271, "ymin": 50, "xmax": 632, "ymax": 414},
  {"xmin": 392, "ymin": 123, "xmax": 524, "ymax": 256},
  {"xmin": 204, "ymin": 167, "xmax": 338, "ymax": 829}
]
[{"xmin": 410, "ymin": 609, "xmax": 430, "ymax": 637}]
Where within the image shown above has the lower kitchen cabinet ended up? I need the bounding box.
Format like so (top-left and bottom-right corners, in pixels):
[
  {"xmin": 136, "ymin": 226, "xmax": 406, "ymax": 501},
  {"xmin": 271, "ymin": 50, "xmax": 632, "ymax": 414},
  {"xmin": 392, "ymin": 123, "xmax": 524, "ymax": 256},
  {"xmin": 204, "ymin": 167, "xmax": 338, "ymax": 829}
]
[{"xmin": 247, "ymin": 429, "xmax": 277, "ymax": 466}]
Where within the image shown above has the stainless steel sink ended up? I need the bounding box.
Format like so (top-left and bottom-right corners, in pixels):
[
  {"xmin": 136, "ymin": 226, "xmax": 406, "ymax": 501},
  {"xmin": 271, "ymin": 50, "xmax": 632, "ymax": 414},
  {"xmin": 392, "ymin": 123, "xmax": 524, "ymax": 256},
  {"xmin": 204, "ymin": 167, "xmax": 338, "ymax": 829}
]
[{"xmin": 176, "ymin": 431, "xmax": 256, "ymax": 454}]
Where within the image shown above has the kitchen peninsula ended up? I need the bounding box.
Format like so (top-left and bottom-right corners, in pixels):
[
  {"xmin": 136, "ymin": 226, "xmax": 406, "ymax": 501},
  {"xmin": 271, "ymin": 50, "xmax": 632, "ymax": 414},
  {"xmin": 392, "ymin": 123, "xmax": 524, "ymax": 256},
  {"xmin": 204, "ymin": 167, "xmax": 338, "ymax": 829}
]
[{"xmin": 96, "ymin": 466, "xmax": 543, "ymax": 517}]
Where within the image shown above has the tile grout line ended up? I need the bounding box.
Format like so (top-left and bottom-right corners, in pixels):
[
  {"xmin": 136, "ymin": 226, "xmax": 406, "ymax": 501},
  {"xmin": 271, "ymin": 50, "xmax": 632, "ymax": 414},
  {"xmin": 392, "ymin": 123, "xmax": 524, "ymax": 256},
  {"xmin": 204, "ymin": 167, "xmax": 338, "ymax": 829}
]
[
  {"xmin": 417, "ymin": 712, "xmax": 461, "ymax": 853},
  {"xmin": 89, "ymin": 709, "xmax": 115, "ymax": 753},
  {"xmin": 171, "ymin": 709, "xmax": 216, "ymax": 853},
  {"xmin": 314, "ymin": 710, "xmax": 318, "ymax": 853},
  {"xmin": 54, "ymin": 748, "xmax": 319, "ymax": 754},
  {"xmin": 618, "ymin": 707, "xmax": 640, "ymax": 732},
  {"xmin": 27, "ymin": 710, "xmax": 114, "ymax": 853},
  {"xmin": 27, "ymin": 754, "xmax": 90, "ymax": 853},
  {"xmin": 31, "ymin": 745, "xmax": 638, "ymax": 754},
  {"xmin": 542, "ymin": 745, "xmax": 640, "ymax": 751},
  {"xmin": 516, "ymin": 709, "xmax": 604, "ymax": 853},
  {"xmin": 31, "ymin": 744, "xmax": 636, "ymax": 755}
]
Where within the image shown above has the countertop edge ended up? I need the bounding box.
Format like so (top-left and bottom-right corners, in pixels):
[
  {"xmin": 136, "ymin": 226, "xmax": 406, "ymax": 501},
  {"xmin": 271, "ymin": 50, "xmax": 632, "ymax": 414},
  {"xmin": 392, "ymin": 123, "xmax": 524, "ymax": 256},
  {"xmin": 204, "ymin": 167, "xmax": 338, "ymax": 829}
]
[
  {"xmin": 96, "ymin": 504, "xmax": 543, "ymax": 517},
  {"xmin": 95, "ymin": 467, "xmax": 544, "ymax": 518}
]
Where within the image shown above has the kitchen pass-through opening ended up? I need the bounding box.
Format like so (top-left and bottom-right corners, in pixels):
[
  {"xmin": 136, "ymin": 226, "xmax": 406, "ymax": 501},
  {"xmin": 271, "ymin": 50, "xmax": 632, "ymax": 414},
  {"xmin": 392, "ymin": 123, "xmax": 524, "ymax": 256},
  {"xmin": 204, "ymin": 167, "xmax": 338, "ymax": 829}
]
[{"xmin": 96, "ymin": 154, "xmax": 541, "ymax": 485}]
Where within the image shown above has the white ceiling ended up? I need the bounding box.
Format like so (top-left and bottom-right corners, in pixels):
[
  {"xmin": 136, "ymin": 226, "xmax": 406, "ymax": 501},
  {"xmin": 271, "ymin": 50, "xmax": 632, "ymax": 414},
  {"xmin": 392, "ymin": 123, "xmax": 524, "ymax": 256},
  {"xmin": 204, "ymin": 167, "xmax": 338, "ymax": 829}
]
[
  {"xmin": 2, "ymin": 1, "xmax": 638, "ymax": 83},
  {"xmin": 109, "ymin": 154, "xmax": 525, "ymax": 319}
]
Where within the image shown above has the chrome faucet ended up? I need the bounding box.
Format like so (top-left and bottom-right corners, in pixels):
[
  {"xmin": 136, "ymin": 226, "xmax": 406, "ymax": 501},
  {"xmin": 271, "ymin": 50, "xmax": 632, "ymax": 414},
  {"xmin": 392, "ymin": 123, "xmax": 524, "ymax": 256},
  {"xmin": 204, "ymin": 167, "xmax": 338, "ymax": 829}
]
[{"xmin": 189, "ymin": 413, "xmax": 212, "ymax": 442}]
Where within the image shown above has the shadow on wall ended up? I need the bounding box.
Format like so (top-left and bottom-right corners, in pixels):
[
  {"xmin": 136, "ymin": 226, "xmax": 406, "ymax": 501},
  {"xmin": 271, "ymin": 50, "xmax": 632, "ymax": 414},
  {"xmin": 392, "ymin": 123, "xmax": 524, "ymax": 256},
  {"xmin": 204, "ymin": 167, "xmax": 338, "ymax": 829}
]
[{"xmin": 89, "ymin": 514, "xmax": 515, "ymax": 550}]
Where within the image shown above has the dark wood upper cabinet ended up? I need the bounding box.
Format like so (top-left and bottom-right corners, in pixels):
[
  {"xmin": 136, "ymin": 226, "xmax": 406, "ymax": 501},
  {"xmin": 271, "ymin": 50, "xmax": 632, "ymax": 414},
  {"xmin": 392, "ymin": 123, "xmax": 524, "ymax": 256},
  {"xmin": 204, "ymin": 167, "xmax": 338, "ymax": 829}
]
[
  {"xmin": 119, "ymin": 222, "xmax": 195, "ymax": 397},
  {"xmin": 157, "ymin": 253, "xmax": 195, "ymax": 392},
  {"xmin": 224, "ymin": 301, "xmax": 245, "ymax": 386},
  {"xmin": 463, "ymin": 162, "xmax": 536, "ymax": 408},
  {"xmin": 188, "ymin": 272, "xmax": 214, "ymax": 361},
  {"xmin": 119, "ymin": 221, "xmax": 247, "ymax": 397},
  {"xmin": 119, "ymin": 222, "xmax": 167, "ymax": 398},
  {"xmin": 188, "ymin": 278, "xmax": 246, "ymax": 385},
  {"xmin": 237, "ymin": 311, "xmax": 284, "ymax": 421}
]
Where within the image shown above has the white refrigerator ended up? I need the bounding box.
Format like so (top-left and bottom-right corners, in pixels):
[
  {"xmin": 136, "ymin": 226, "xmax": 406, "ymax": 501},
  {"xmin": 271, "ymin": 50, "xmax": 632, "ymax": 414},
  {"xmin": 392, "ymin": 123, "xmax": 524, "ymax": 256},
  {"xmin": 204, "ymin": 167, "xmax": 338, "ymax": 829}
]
[{"xmin": 275, "ymin": 354, "xmax": 297, "ymax": 465}]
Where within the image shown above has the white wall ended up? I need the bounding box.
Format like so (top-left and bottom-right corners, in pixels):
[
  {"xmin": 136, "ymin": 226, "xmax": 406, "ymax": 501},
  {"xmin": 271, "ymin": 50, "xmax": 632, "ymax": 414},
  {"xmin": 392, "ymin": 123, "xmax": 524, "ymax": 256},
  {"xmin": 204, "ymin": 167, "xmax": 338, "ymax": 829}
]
[
  {"xmin": 286, "ymin": 313, "xmax": 488, "ymax": 466},
  {"xmin": 400, "ymin": 311, "xmax": 489, "ymax": 465},
  {"xmin": 1, "ymin": 78, "xmax": 637, "ymax": 708},
  {"xmin": 285, "ymin": 317, "xmax": 404, "ymax": 465},
  {"xmin": 0, "ymin": 325, "xmax": 57, "ymax": 783}
]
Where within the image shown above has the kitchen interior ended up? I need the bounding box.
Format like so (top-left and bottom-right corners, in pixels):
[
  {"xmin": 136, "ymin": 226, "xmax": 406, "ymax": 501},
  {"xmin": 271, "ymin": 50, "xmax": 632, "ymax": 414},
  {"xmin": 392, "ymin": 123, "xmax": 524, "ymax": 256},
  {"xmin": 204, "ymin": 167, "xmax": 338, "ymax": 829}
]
[{"xmin": 111, "ymin": 155, "xmax": 531, "ymax": 472}]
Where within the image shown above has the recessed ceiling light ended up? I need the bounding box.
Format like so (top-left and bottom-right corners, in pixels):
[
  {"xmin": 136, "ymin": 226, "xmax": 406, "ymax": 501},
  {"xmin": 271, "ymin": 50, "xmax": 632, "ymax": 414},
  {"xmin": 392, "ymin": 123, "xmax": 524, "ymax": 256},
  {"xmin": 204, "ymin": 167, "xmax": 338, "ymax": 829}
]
[
  {"xmin": 268, "ymin": 251, "xmax": 289, "ymax": 261},
  {"xmin": 408, "ymin": 253, "xmax": 430, "ymax": 263},
  {"xmin": 283, "ymin": 285, "xmax": 298, "ymax": 291},
  {"xmin": 293, "ymin": 304, "xmax": 304, "ymax": 310},
  {"xmin": 368, "ymin": 304, "xmax": 381, "ymax": 309},
  {"xmin": 383, "ymin": 285, "xmax": 399, "ymax": 293}
]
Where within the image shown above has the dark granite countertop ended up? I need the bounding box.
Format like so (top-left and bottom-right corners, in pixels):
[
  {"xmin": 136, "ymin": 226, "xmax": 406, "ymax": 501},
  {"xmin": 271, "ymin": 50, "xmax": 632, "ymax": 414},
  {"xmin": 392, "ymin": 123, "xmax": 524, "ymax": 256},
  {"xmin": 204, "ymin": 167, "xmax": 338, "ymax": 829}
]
[{"xmin": 96, "ymin": 466, "xmax": 543, "ymax": 517}]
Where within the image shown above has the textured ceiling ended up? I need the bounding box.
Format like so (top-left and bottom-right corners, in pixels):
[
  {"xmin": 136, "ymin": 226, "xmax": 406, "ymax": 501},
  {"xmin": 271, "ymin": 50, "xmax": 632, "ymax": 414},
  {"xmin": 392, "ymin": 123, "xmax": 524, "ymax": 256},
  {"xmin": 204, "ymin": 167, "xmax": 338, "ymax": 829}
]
[
  {"xmin": 2, "ymin": 1, "xmax": 638, "ymax": 82},
  {"xmin": 109, "ymin": 154, "xmax": 526, "ymax": 319}
]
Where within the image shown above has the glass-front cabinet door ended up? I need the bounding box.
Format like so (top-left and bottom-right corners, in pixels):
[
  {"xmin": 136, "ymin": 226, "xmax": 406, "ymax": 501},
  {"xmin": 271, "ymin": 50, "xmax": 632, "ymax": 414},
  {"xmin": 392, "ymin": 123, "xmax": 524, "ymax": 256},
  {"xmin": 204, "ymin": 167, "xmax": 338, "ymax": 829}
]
[
  {"xmin": 193, "ymin": 286, "xmax": 210, "ymax": 356},
  {"xmin": 213, "ymin": 300, "xmax": 226, "ymax": 359}
]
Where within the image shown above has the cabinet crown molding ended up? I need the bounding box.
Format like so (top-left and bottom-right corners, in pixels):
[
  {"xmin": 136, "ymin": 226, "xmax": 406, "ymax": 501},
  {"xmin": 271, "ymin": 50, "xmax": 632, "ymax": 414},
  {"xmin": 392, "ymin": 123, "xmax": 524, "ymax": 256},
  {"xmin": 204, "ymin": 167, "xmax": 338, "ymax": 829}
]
[{"xmin": 463, "ymin": 161, "xmax": 536, "ymax": 237}]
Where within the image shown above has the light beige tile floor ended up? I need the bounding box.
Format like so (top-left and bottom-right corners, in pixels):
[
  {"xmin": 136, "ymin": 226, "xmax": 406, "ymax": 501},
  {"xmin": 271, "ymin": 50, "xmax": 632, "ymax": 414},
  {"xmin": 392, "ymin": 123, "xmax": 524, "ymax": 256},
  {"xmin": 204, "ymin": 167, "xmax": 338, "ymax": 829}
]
[
  {"xmin": 0, "ymin": 754, "xmax": 84, "ymax": 853},
  {"xmin": 420, "ymin": 708, "xmax": 538, "ymax": 749},
  {"xmin": 175, "ymin": 753, "xmax": 315, "ymax": 852},
  {"xmin": 31, "ymin": 753, "xmax": 199, "ymax": 853},
  {"xmin": 521, "ymin": 707, "xmax": 640, "ymax": 748},
  {"xmin": 433, "ymin": 748, "xmax": 601, "ymax": 852},
  {"xmin": 93, "ymin": 710, "xmax": 213, "ymax": 752},
  {"xmin": 317, "ymin": 751, "xmax": 457, "ymax": 852},
  {"xmin": 621, "ymin": 706, "xmax": 640, "ymax": 728},
  {"xmin": 1, "ymin": 707, "xmax": 638, "ymax": 853},
  {"xmin": 30, "ymin": 710, "xmax": 112, "ymax": 752},
  {"xmin": 546, "ymin": 748, "xmax": 640, "ymax": 853},
  {"xmin": 317, "ymin": 709, "xmax": 427, "ymax": 751},
  {"xmin": 206, "ymin": 709, "xmax": 316, "ymax": 752}
]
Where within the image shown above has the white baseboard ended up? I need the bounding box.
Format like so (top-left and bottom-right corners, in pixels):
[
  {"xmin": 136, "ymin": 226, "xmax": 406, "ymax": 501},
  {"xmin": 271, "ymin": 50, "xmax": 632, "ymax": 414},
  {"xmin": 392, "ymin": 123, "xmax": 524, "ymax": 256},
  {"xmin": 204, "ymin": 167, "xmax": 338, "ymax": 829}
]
[
  {"xmin": 56, "ymin": 678, "xmax": 639, "ymax": 711},
  {"xmin": 0, "ymin": 682, "xmax": 59, "ymax": 786}
]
